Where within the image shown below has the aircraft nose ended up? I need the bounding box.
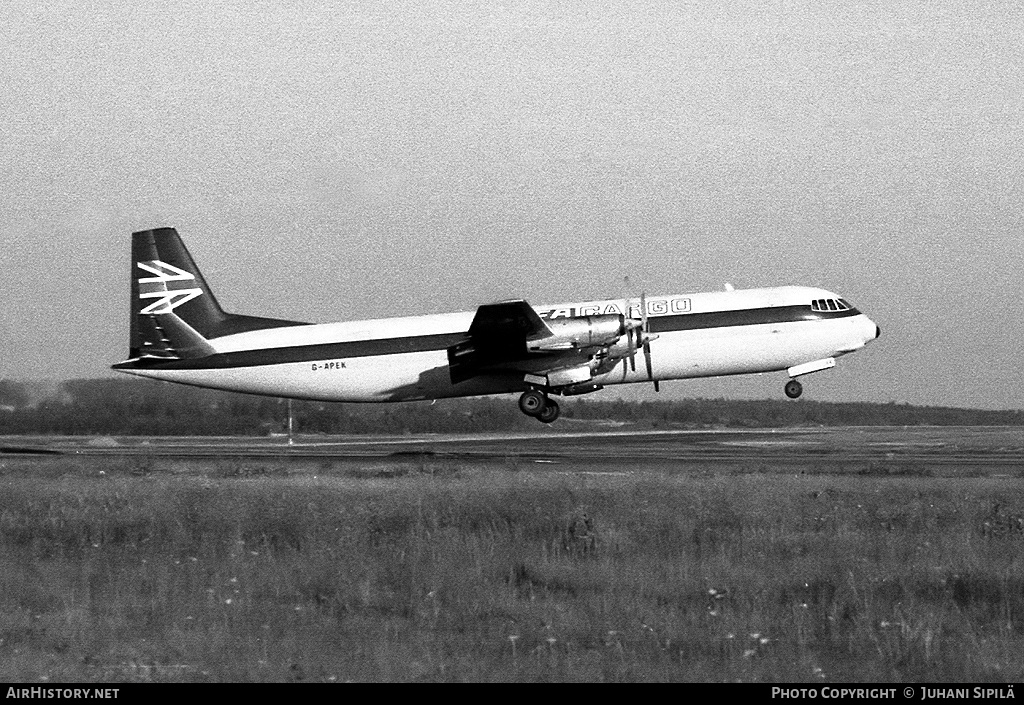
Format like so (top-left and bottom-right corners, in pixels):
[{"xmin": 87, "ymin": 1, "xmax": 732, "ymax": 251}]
[{"xmin": 862, "ymin": 317, "xmax": 880, "ymax": 343}]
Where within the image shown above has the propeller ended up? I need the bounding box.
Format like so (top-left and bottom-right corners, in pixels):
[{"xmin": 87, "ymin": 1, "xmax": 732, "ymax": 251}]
[
  {"xmin": 620, "ymin": 318, "xmax": 638, "ymax": 379},
  {"xmin": 619, "ymin": 290, "xmax": 659, "ymax": 391},
  {"xmin": 628, "ymin": 318, "xmax": 638, "ymax": 372},
  {"xmin": 638, "ymin": 293, "xmax": 659, "ymax": 391},
  {"xmin": 640, "ymin": 292, "xmax": 655, "ymax": 388},
  {"xmin": 621, "ymin": 279, "xmax": 638, "ymax": 373}
]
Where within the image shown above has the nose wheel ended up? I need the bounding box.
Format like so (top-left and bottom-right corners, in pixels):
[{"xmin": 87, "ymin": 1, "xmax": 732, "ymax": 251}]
[
  {"xmin": 519, "ymin": 390, "xmax": 561, "ymax": 423},
  {"xmin": 784, "ymin": 379, "xmax": 803, "ymax": 399}
]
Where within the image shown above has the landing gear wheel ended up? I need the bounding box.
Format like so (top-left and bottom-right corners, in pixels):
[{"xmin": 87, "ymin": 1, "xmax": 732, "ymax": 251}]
[
  {"xmin": 519, "ymin": 389, "xmax": 546, "ymax": 417},
  {"xmin": 784, "ymin": 379, "xmax": 803, "ymax": 399},
  {"xmin": 537, "ymin": 399, "xmax": 560, "ymax": 424}
]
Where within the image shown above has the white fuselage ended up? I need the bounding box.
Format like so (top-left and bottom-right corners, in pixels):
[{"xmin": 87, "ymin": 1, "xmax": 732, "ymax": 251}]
[{"xmin": 120, "ymin": 285, "xmax": 878, "ymax": 402}]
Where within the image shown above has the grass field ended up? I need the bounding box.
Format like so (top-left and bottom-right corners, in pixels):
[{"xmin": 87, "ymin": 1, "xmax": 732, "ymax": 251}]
[{"xmin": 1, "ymin": 454, "xmax": 1023, "ymax": 682}]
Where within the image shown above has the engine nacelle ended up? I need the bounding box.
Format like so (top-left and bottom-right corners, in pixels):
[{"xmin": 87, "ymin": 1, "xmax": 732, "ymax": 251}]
[
  {"xmin": 560, "ymin": 383, "xmax": 604, "ymax": 396},
  {"xmin": 527, "ymin": 315, "xmax": 626, "ymax": 352}
]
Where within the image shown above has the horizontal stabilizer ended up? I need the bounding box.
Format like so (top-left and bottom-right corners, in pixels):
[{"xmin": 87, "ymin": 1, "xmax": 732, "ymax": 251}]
[{"xmin": 152, "ymin": 313, "xmax": 217, "ymax": 359}]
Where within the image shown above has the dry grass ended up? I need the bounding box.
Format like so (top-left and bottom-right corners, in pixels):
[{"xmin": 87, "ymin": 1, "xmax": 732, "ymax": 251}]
[{"xmin": 1, "ymin": 458, "xmax": 1023, "ymax": 682}]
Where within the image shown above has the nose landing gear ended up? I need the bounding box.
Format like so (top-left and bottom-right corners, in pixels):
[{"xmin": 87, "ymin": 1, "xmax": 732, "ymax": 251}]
[
  {"xmin": 519, "ymin": 389, "xmax": 561, "ymax": 423},
  {"xmin": 784, "ymin": 379, "xmax": 803, "ymax": 399}
]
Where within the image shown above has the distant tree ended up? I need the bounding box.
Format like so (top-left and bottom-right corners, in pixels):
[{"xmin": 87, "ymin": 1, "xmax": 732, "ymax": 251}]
[{"xmin": 0, "ymin": 380, "xmax": 30, "ymax": 409}]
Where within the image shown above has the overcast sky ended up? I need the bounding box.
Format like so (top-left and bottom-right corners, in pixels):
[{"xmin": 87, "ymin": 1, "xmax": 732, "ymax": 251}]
[{"xmin": 1, "ymin": 1, "xmax": 1022, "ymax": 409}]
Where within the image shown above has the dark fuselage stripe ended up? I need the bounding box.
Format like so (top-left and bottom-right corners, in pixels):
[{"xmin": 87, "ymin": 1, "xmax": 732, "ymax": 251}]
[
  {"xmin": 129, "ymin": 305, "xmax": 860, "ymax": 371},
  {"xmin": 141, "ymin": 333, "xmax": 470, "ymax": 370},
  {"xmin": 650, "ymin": 305, "xmax": 858, "ymax": 333}
]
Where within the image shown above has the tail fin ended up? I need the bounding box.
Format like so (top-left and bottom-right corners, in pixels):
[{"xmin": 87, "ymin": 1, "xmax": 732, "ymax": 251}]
[{"xmin": 124, "ymin": 227, "xmax": 306, "ymax": 361}]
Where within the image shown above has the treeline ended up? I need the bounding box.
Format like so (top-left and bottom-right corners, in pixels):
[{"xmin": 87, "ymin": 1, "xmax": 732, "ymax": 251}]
[
  {"xmin": 0, "ymin": 378, "xmax": 1022, "ymax": 436},
  {"xmin": 0, "ymin": 379, "xmax": 538, "ymax": 435},
  {"xmin": 566, "ymin": 398, "xmax": 1024, "ymax": 428}
]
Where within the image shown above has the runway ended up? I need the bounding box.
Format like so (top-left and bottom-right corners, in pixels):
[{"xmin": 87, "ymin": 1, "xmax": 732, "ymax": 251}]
[{"xmin": 3, "ymin": 426, "xmax": 1024, "ymax": 475}]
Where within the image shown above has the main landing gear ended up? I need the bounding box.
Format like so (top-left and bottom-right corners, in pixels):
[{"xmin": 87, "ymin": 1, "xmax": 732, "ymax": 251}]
[
  {"xmin": 784, "ymin": 379, "xmax": 803, "ymax": 399},
  {"xmin": 519, "ymin": 389, "xmax": 560, "ymax": 423}
]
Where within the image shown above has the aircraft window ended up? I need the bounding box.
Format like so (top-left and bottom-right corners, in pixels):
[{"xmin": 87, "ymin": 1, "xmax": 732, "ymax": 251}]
[{"xmin": 811, "ymin": 298, "xmax": 851, "ymax": 312}]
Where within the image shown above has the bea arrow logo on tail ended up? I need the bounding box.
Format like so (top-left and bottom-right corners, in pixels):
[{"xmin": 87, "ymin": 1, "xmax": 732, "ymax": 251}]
[{"xmin": 137, "ymin": 260, "xmax": 203, "ymax": 314}]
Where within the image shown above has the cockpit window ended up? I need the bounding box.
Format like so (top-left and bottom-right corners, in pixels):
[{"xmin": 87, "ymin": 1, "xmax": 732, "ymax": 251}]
[{"xmin": 811, "ymin": 298, "xmax": 850, "ymax": 312}]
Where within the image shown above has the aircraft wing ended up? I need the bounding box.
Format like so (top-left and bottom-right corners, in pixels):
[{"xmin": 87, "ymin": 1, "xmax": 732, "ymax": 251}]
[
  {"xmin": 448, "ymin": 300, "xmax": 633, "ymax": 387},
  {"xmin": 448, "ymin": 300, "xmax": 586, "ymax": 384},
  {"xmin": 466, "ymin": 300, "xmax": 553, "ymax": 350}
]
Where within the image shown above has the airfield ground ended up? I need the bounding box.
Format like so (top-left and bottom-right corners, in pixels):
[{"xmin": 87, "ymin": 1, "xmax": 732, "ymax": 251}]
[
  {"xmin": 4, "ymin": 425, "xmax": 1024, "ymax": 475},
  {"xmin": 1, "ymin": 427, "xmax": 1023, "ymax": 682}
]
